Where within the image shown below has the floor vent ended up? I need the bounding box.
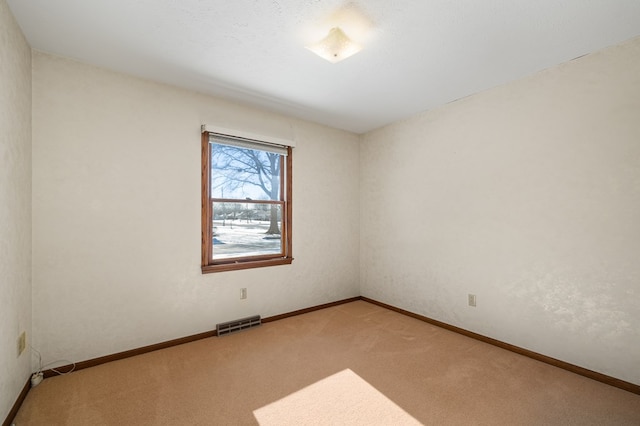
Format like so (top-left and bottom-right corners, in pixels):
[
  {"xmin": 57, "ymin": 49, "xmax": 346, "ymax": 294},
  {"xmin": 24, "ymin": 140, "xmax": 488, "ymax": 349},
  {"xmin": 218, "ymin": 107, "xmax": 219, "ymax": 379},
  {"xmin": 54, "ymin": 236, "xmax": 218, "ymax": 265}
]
[{"xmin": 216, "ymin": 315, "xmax": 261, "ymax": 336}]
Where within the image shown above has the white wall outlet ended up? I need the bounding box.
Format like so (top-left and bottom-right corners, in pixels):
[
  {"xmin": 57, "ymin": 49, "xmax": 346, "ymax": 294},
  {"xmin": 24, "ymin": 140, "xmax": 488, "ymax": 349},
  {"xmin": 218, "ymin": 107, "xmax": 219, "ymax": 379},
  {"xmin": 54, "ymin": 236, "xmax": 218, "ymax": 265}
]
[
  {"xmin": 18, "ymin": 331, "xmax": 26, "ymax": 356},
  {"xmin": 240, "ymin": 288, "xmax": 247, "ymax": 299},
  {"xmin": 468, "ymin": 294, "xmax": 477, "ymax": 307},
  {"xmin": 31, "ymin": 372, "xmax": 44, "ymax": 387}
]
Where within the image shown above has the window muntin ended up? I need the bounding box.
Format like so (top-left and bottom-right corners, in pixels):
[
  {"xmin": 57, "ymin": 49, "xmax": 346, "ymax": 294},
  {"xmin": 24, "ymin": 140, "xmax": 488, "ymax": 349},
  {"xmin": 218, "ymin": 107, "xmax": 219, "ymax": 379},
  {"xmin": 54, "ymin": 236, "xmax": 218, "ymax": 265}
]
[{"xmin": 201, "ymin": 132, "xmax": 292, "ymax": 273}]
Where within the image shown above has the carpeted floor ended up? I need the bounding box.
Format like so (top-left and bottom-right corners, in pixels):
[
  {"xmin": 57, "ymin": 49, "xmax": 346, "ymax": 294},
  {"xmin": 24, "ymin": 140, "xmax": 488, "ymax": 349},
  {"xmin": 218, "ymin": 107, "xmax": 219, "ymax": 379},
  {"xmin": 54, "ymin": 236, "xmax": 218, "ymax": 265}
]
[{"xmin": 14, "ymin": 301, "xmax": 640, "ymax": 425}]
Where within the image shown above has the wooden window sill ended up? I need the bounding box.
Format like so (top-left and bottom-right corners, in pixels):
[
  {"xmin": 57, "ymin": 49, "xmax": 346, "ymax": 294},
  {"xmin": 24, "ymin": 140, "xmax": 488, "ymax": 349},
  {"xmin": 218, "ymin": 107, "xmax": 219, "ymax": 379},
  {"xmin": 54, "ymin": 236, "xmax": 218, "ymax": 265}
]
[{"xmin": 202, "ymin": 257, "xmax": 293, "ymax": 274}]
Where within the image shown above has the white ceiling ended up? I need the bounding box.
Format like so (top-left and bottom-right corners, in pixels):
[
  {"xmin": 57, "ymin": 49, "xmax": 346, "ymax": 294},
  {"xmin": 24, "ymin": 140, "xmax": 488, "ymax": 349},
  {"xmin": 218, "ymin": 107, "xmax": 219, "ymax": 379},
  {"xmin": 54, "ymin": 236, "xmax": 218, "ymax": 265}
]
[{"xmin": 7, "ymin": 1, "xmax": 640, "ymax": 134}]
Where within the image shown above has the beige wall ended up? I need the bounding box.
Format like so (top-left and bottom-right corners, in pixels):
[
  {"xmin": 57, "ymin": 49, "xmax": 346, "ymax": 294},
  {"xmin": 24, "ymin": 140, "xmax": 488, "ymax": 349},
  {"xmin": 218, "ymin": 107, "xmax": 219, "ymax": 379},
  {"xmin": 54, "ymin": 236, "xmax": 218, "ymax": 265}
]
[
  {"xmin": 31, "ymin": 52, "xmax": 360, "ymax": 366},
  {"xmin": 0, "ymin": 0, "xmax": 32, "ymax": 419},
  {"xmin": 361, "ymin": 37, "xmax": 640, "ymax": 384}
]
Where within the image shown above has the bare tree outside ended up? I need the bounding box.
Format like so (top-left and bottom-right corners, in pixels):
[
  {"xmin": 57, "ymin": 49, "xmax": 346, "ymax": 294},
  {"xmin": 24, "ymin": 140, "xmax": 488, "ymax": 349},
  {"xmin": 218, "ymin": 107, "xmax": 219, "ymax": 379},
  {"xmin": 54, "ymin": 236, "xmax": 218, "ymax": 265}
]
[{"xmin": 210, "ymin": 144, "xmax": 282, "ymax": 235}]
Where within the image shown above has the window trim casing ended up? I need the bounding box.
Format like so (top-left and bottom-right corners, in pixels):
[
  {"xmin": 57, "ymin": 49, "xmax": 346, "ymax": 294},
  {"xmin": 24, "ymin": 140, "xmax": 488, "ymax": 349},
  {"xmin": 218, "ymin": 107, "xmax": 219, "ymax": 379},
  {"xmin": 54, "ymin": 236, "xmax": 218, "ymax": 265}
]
[{"xmin": 201, "ymin": 131, "xmax": 293, "ymax": 273}]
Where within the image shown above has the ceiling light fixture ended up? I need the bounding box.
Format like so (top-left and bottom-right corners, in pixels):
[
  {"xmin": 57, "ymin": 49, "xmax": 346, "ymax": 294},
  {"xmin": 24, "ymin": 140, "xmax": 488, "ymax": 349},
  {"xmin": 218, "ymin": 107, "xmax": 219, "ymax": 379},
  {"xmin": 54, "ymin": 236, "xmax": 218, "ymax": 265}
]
[{"xmin": 306, "ymin": 27, "xmax": 362, "ymax": 63}]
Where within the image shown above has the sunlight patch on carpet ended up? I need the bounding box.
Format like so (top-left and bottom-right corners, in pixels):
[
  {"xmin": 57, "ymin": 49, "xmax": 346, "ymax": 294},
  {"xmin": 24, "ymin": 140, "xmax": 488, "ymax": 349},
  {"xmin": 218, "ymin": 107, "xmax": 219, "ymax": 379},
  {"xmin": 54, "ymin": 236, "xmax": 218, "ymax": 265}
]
[{"xmin": 253, "ymin": 369, "xmax": 423, "ymax": 425}]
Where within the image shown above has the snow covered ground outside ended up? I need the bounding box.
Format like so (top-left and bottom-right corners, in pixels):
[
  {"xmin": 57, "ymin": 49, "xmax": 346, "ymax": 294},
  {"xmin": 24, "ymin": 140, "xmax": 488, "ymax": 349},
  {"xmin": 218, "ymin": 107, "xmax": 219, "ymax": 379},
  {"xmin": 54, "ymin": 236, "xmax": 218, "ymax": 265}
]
[{"xmin": 212, "ymin": 220, "xmax": 282, "ymax": 259}]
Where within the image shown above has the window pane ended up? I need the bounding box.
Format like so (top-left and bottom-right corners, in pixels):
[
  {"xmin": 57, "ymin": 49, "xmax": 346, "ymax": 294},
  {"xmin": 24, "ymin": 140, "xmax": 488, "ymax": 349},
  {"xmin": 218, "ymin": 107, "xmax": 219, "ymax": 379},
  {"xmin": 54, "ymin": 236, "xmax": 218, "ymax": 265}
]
[
  {"xmin": 212, "ymin": 202, "xmax": 283, "ymax": 259},
  {"xmin": 210, "ymin": 143, "xmax": 281, "ymax": 201}
]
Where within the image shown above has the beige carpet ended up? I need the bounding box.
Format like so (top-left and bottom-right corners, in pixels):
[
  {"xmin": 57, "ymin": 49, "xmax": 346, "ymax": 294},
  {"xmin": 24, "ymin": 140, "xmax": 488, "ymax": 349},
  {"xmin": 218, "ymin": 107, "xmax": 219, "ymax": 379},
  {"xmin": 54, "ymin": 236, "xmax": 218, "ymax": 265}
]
[{"xmin": 14, "ymin": 301, "xmax": 640, "ymax": 425}]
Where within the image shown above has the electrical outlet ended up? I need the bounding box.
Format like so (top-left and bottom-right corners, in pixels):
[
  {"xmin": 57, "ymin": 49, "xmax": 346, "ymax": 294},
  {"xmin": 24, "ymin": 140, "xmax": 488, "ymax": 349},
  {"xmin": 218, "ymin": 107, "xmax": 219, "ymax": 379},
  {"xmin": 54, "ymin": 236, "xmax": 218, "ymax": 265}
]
[
  {"xmin": 18, "ymin": 331, "xmax": 26, "ymax": 356},
  {"xmin": 468, "ymin": 294, "xmax": 477, "ymax": 307},
  {"xmin": 240, "ymin": 288, "xmax": 247, "ymax": 299}
]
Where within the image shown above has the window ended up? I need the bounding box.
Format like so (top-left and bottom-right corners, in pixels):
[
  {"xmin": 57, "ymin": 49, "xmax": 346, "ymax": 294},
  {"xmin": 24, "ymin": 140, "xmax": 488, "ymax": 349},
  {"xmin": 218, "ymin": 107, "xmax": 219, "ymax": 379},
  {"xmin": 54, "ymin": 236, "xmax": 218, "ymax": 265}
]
[{"xmin": 201, "ymin": 130, "xmax": 293, "ymax": 273}]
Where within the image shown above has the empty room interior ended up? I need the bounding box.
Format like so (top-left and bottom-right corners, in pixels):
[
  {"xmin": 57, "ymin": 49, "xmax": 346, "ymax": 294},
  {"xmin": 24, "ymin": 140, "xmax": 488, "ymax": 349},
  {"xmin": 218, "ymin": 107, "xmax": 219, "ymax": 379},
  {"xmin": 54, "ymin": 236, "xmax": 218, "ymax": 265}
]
[{"xmin": 2, "ymin": 1, "xmax": 640, "ymax": 424}]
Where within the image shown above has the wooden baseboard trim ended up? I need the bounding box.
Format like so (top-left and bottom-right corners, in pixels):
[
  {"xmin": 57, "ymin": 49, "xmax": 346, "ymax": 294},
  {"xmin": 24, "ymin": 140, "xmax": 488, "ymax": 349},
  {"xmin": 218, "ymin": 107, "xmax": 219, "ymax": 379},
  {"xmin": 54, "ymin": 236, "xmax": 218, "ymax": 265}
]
[
  {"xmin": 42, "ymin": 296, "xmax": 361, "ymax": 378},
  {"xmin": 361, "ymin": 296, "xmax": 640, "ymax": 395},
  {"xmin": 2, "ymin": 377, "xmax": 30, "ymax": 426},
  {"xmin": 43, "ymin": 329, "xmax": 217, "ymax": 378},
  {"xmin": 262, "ymin": 296, "xmax": 362, "ymax": 323}
]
